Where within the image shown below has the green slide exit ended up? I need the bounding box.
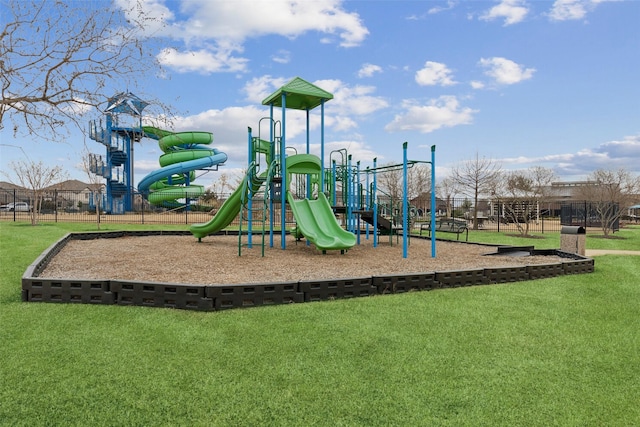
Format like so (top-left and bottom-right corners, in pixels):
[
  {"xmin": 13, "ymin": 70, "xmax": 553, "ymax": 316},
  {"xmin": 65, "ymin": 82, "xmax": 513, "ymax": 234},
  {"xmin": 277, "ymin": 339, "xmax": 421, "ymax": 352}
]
[{"xmin": 287, "ymin": 191, "xmax": 356, "ymax": 251}]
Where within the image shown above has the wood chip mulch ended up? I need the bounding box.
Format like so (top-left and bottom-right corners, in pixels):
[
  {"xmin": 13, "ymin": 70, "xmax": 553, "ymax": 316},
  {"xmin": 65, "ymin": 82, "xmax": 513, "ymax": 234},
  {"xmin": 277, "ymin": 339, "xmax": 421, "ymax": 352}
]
[{"xmin": 39, "ymin": 235, "xmax": 566, "ymax": 286}]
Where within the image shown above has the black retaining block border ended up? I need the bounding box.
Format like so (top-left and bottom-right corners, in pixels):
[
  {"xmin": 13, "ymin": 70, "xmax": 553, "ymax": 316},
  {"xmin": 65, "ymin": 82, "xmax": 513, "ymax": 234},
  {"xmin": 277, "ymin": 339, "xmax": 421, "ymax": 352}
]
[
  {"xmin": 23, "ymin": 278, "xmax": 114, "ymax": 305},
  {"xmin": 562, "ymin": 258, "xmax": 595, "ymax": 275},
  {"xmin": 112, "ymin": 280, "xmax": 213, "ymax": 311},
  {"xmin": 206, "ymin": 281, "xmax": 303, "ymax": 310},
  {"xmin": 484, "ymin": 266, "xmax": 529, "ymax": 284},
  {"xmin": 22, "ymin": 231, "xmax": 596, "ymax": 311},
  {"xmin": 299, "ymin": 277, "xmax": 375, "ymax": 302},
  {"xmin": 436, "ymin": 268, "xmax": 487, "ymax": 288},
  {"xmin": 373, "ymin": 272, "xmax": 438, "ymax": 294},
  {"xmin": 526, "ymin": 263, "xmax": 565, "ymax": 280}
]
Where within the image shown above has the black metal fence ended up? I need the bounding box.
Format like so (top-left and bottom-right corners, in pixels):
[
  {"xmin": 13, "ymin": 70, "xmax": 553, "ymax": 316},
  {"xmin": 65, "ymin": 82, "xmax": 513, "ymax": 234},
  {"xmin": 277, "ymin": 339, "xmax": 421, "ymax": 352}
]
[
  {"xmin": 407, "ymin": 197, "xmax": 566, "ymax": 233},
  {"xmin": 0, "ymin": 188, "xmax": 221, "ymax": 226},
  {"xmin": 3, "ymin": 187, "xmax": 623, "ymax": 234},
  {"xmin": 560, "ymin": 201, "xmax": 620, "ymax": 230}
]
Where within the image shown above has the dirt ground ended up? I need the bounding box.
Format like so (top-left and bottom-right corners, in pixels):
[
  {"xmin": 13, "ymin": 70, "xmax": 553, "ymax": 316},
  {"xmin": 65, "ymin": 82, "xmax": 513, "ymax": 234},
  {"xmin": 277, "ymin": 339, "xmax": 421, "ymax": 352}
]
[{"xmin": 40, "ymin": 235, "xmax": 567, "ymax": 285}]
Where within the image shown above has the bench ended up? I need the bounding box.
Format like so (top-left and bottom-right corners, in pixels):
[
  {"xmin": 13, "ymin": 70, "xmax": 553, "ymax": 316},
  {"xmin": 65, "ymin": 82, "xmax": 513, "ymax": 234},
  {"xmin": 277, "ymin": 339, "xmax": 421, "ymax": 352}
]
[{"xmin": 420, "ymin": 218, "xmax": 469, "ymax": 241}]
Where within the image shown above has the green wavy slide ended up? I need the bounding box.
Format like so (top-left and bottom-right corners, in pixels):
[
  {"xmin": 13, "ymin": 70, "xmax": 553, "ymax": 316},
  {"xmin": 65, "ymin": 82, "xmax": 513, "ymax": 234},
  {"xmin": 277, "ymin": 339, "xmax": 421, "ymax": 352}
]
[{"xmin": 287, "ymin": 191, "xmax": 356, "ymax": 252}]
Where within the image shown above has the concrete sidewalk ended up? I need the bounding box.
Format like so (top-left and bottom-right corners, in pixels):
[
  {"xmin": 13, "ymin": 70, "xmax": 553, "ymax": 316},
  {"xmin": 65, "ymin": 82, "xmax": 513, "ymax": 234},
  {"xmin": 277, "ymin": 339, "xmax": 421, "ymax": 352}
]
[{"xmin": 585, "ymin": 249, "xmax": 640, "ymax": 256}]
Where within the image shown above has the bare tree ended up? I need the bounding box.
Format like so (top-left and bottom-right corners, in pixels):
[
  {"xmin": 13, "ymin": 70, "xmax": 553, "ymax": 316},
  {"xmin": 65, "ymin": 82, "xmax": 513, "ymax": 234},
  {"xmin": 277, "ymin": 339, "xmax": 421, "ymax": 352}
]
[
  {"xmin": 200, "ymin": 173, "xmax": 234, "ymax": 212},
  {"xmin": 496, "ymin": 166, "xmax": 557, "ymax": 236},
  {"xmin": 407, "ymin": 163, "xmax": 431, "ymax": 214},
  {"xmin": 376, "ymin": 163, "xmax": 403, "ymax": 202},
  {"xmin": 79, "ymin": 147, "xmax": 105, "ymax": 229},
  {"xmin": 451, "ymin": 153, "xmax": 502, "ymax": 230},
  {"xmin": 576, "ymin": 168, "xmax": 640, "ymax": 236},
  {"xmin": 374, "ymin": 162, "xmax": 431, "ymax": 219},
  {"xmin": 0, "ymin": 0, "xmax": 165, "ymax": 140},
  {"xmin": 436, "ymin": 176, "xmax": 459, "ymax": 218},
  {"xmin": 5, "ymin": 159, "xmax": 68, "ymax": 225}
]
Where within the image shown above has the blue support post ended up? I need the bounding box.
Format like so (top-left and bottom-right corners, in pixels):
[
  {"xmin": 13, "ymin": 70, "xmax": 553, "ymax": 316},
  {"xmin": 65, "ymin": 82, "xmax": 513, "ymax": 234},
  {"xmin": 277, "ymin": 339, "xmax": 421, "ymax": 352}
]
[
  {"xmin": 105, "ymin": 114, "xmax": 113, "ymax": 213},
  {"xmin": 430, "ymin": 145, "xmax": 437, "ymax": 258},
  {"xmin": 332, "ymin": 160, "xmax": 337, "ymax": 206},
  {"xmin": 365, "ymin": 166, "xmax": 371, "ymax": 240},
  {"xmin": 280, "ymin": 93, "xmax": 287, "ymax": 249},
  {"xmin": 269, "ymin": 106, "xmax": 275, "ymax": 248},
  {"xmin": 306, "ymin": 109, "xmax": 311, "ymax": 197},
  {"xmin": 356, "ymin": 161, "xmax": 361, "ymax": 245},
  {"xmin": 373, "ymin": 157, "xmax": 378, "ymax": 248},
  {"xmin": 247, "ymin": 127, "xmax": 253, "ymax": 248},
  {"xmin": 402, "ymin": 142, "xmax": 408, "ymax": 259},
  {"xmin": 124, "ymin": 132, "xmax": 132, "ymax": 211},
  {"xmin": 347, "ymin": 154, "xmax": 353, "ymax": 232},
  {"xmin": 320, "ymin": 99, "xmax": 325, "ymax": 193}
]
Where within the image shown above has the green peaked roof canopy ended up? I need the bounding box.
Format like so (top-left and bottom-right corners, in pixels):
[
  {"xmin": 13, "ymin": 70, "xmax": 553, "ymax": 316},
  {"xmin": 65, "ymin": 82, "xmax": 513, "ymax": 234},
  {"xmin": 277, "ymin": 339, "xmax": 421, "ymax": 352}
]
[{"xmin": 262, "ymin": 77, "xmax": 333, "ymax": 110}]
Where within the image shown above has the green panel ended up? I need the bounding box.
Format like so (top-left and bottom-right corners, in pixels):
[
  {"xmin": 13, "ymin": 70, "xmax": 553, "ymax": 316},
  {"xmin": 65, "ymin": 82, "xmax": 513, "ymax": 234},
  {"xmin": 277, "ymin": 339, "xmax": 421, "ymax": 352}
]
[
  {"xmin": 262, "ymin": 77, "xmax": 333, "ymax": 110},
  {"xmin": 285, "ymin": 154, "xmax": 322, "ymax": 175}
]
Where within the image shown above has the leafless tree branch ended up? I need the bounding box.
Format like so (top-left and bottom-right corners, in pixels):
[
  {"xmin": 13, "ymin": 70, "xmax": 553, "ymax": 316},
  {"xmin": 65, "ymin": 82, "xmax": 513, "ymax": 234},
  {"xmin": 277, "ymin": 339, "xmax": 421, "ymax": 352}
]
[{"xmin": 1, "ymin": 0, "xmax": 169, "ymax": 141}]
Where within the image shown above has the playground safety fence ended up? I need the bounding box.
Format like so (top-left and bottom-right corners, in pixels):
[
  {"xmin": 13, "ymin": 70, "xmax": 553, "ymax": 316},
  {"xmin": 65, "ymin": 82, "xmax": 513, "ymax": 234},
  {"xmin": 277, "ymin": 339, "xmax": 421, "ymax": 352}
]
[
  {"xmin": 2, "ymin": 187, "xmax": 621, "ymax": 233},
  {"xmin": 0, "ymin": 188, "xmax": 294, "ymax": 227}
]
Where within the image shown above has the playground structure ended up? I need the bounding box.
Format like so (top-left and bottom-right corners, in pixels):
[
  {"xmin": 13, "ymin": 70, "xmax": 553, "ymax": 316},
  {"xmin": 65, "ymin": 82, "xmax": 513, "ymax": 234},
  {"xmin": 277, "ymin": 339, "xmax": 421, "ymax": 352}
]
[
  {"xmin": 22, "ymin": 79, "xmax": 600, "ymax": 313},
  {"xmin": 89, "ymin": 93, "xmax": 227, "ymax": 213},
  {"xmin": 89, "ymin": 80, "xmax": 436, "ymax": 257},
  {"xmin": 89, "ymin": 93, "xmax": 148, "ymax": 213},
  {"xmin": 188, "ymin": 77, "xmax": 437, "ymax": 257}
]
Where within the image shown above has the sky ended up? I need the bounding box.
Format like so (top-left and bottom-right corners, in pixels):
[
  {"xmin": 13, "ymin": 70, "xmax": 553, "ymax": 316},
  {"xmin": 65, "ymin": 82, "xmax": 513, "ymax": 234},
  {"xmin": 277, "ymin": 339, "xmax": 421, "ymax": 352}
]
[{"xmin": 1, "ymin": 0, "xmax": 639, "ymax": 191}]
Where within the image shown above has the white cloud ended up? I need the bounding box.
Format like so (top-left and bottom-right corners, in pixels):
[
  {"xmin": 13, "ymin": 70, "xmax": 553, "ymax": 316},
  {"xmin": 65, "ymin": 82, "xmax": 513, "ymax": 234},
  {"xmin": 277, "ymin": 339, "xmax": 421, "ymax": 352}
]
[
  {"xmin": 428, "ymin": 1, "xmax": 457, "ymax": 15},
  {"xmin": 271, "ymin": 50, "xmax": 291, "ymax": 64},
  {"xmin": 479, "ymin": 57, "xmax": 535, "ymax": 85},
  {"xmin": 358, "ymin": 63, "xmax": 383, "ymax": 78},
  {"xmin": 61, "ymin": 98, "xmax": 93, "ymax": 116},
  {"xmin": 498, "ymin": 134, "xmax": 640, "ymax": 177},
  {"xmin": 547, "ymin": 0, "xmax": 619, "ymax": 22},
  {"xmin": 116, "ymin": 0, "xmax": 174, "ymax": 35},
  {"xmin": 594, "ymin": 134, "xmax": 640, "ymax": 159},
  {"xmin": 242, "ymin": 75, "xmax": 291, "ymax": 104},
  {"xmin": 470, "ymin": 81, "xmax": 485, "ymax": 89},
  {"xmin": 384, "ymin": 96, "xmax": 477, "ymax": 133},
  {"xmin": 172, "ymin": 0, "xmax": 368, "ymax": 47},
  {"xmin": 406, "ymin": 0, "xmax": 457, "ymax": 19},
  {"xmin": 480, "ymin": 0, "xmax": 529, "ymax": 25},
  {"xmin": 157, "ymin": 47, "xmax": 248, "ymax": 73},
  {"xmin": 326, "ymin": 116, "xmax": 359, "ymax": 132},
  {"xmin": 415, "ymin": 61, "xmax": 456, "ymax": 87},
  {"xmin": 548, "ymin": 0, "xmax": 588, "ymax": 21},
  {"xmin": 320, "ymin": 81, "xmax": 389, "ymax": 116},
  {"xmin": 123, "ymin": 0, "xmax": 369, "ymax": 74}
]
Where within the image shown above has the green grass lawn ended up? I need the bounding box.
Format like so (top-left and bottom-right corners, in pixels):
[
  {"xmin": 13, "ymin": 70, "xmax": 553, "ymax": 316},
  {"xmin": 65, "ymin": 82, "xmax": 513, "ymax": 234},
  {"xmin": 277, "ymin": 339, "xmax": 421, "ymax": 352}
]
[{"xmin": 1, "ymin": 222, "xmax": 639, "ymax": 426}]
